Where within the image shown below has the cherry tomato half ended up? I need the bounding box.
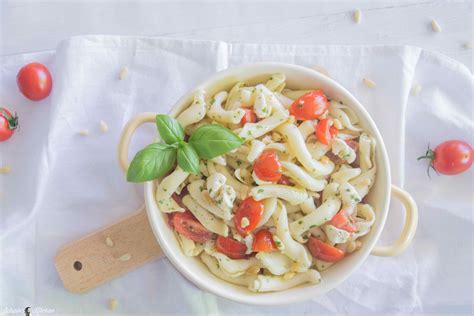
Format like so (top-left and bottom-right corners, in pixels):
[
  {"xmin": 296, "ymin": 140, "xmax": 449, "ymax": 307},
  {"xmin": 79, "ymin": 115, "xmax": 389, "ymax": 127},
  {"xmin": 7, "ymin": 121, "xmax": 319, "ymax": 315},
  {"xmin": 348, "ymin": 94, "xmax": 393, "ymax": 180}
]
[
  {"xmin": 316, "ymin": 119, "xmax": 338, "ymax": 145},
  {"xmin": 253, "ymin": 150, "xmax": 282, "ymax": 183},
  {"xmin": 307, "ymin": 237, "xmax": 345, "ymax": 262},
  {"xmin": 17, "ymin": 62, "xmax": 52, "ymax": 101},
  {"xmin": 216, "ymin": 236, "xmax": 248, "ymax": 259},
  {"xmin": 0, "ymin": 108, "xmax": 19, "ymax": 142},
  {"xmin": 240, "ymin": 108, "xmax": 257, "ymax": 126},
  {"xmin": 289, "ymin": 90, "xmax": 329, "ymax": 120},
  {"xmin": 171, "ymin": 211, "xmax": 214, "ymax": 243},
  {"xmin": 253, "ymin": 229, "xmax": 277, "ymax": 252},
  {"xmin": 329, "ymin": 210, "xmax": 357, "ymax": 233},
  {"xmin": 418, "ymin": 140, "xmax": 473, "ymax": 176},
  {"xmin": 234, "ymin": 197, "xmax": 264, "ymax": 236}
]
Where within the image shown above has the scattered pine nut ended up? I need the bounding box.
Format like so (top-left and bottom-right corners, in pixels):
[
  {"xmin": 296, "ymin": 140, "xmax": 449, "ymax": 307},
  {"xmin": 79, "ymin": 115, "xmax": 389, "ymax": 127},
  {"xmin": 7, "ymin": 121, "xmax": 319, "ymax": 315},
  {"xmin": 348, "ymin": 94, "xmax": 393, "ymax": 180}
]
[
  {"xmin": 431, "ymin": 19, "xmax": 442, "ymax": 33},
  {"xmin": 290, "ymin": 262, "xmax": 302, "ymax": 272},
  {"xmin": 353, "ymin": 9, "xmax": 362, "ymax": 24},
  {"xmin": 320, "ymin": 156, "xmax": 330, "ymax": 164},
  {"xmin": 464, "ymin": 41, "xmax": 474, "ymax": 49},
  {"xmin": 363, "ymin": 78, "xmax": 376, "ymax": 88},
  {"xmin": 347, "ymin": 241, "xmax": 357, "ymax": 253},
  {"xmin": 100, "ymin": 120, "xmax": 109, "ymax": 133},
  {"xmin": 0, "ymin": 165, "xmax": 11, "ymax": 174},
  {"xmin": 333, "ymin": 118, "xmax": 343, "ymax": 130},
  {"xmin": 240, "ymin": 217, "xmax": 250, "ymax": 228},
  {"xmin": 246, "ymin": 266, "xmax": 260, "ymax": 275},
  {"xmin": 119, "ymin": 253, "xmax": 131, "ymax": 262},
  {"xmin": 283, "ymin": 272, "xmax": 296, "ymax": 280},
  {"xmin": 78, "ymin": 129, "xmax": 89, "ymax": 136},
  {"xmin": 271, "ymin": 132, "xmax": 282, "ymax": 142},
  {"xmin": 311, "ymin": 65, "xmax": 330, "ymax": 77},
  {"xmin": 411, "ymin": 84, "xmax": 422, "ymax": 96},
  {"xmin": 119, "ymin": 67, "xmax": 129, "ymax": 80},
  {"xmin": 105, "ymin": 237, "xmax": 114, "ymax": 247},
  {"xmin": 108, "ymin": 298, "xmax": 118, "ymax": 311}
]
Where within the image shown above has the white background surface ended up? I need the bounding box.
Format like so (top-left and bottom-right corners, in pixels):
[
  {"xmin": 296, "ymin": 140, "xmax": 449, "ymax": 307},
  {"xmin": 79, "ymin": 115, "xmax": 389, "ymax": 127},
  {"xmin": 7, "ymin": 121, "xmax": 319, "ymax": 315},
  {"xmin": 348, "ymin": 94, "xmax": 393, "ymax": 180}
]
[
  {"xmin": 0, "ymin": 1, "xmax": 473, "ymax": 315},
  {"xmin": 1, "ymin": 0, "xmax": 473, "ymax": 72}
]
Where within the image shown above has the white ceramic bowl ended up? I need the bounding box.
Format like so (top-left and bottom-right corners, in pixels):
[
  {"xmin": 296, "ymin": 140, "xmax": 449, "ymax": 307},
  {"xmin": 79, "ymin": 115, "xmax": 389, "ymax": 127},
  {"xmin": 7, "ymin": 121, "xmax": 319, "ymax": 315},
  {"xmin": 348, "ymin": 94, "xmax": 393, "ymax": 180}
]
[{"xmin": 118, "ymin": 62, "xmax": 418, "ymax": 305}]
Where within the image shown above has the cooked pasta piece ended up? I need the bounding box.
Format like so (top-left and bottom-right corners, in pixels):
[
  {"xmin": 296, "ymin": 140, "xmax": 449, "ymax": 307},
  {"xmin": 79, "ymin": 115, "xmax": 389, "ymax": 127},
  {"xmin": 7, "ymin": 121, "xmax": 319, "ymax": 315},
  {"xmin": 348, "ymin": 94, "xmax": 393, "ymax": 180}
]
[
  {"xmin": 201, "ymin": 253, "xmax": 256, "ymax": 286},
  {"xmin": 325, "ymin": 225, "xmax": 351, "ymax": 244},
  {"xmin": 207, "ymin": 91, "xmax": 246, "ymax": 124},
  {"xmin": 188, "ymin": 180, "xmax": 233, "ymax": 221},
  {"xmin": 298, "ymin": 120, "xmax": 316, "ymax": 140},
  {"xmin": 239, "ymin": 109, "xmax": 289, "ymax": 141},
  {"xmin": 182, "ymin": 195, "xmax": 229, "ymax": 236},
  {"xmin": 273, "ymin": 201, "xmax": 312, "ymax": 271},
  {"xmin": 225, "ymin": 81, "xmax": 245, "ymax": 110},
  {"xmin": 177, "ymin": 90, "xmax": 207, "ymax": 128},
  {"xmin": 214, "ymin": 165, "xmax": 250, "ymax": 199},
  {"xmin": 155, "ymin": 167, "xmax": 189, "ymax": 213},
  {"xmin": 247, "ymin": 139, "xmax": 266, "ymax": 162},
  {"xmin": 289, "ymin": 196, "xmax": 341, "ymax": 241},
  {"xmin": 338, "ymin": 182, "xmax": 361, "ymax": 215},
  {"xmin": 331, "ymin": 165, "xmax": 362, "ymax": 183},
  {"xmin": 257, "ymin": 197, "xmax": 278, "ymax": 227},
  {"xmin": 278, "ymin": 123, "xmax": 335, "ymax": 177},
  {"xmin": 265, "ymin": 73, "xmax": 286, "ymax": 92},
  {"xmin": 249, "ymin": 269, "xmax": 321, "ymax": 292},
  {"xmin": 281, "ymin": 161, "xmax": 327, "ymax": 192},
  {"xmin": 353, "ymin": 203, "xmax": 376, "ymax": 239},
  {"xmin": 359, "ymin": 133, "xmax": 376, "ymax": 171},
  {"xmin": 255, "ymin": 251, "xmax": 294, "ymax": 276},
  {"xmin": 251, "ymin": 184, "xmax": 309, "ymax": 205}
]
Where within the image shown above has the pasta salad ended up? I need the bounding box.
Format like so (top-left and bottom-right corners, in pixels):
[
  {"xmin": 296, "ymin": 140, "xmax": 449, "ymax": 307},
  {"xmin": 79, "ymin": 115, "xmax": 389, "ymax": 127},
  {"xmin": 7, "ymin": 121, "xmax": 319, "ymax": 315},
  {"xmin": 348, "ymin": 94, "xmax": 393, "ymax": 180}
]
[{"xmin": 127, "ymin": 74, "xmax": 377, "ymax": 293}]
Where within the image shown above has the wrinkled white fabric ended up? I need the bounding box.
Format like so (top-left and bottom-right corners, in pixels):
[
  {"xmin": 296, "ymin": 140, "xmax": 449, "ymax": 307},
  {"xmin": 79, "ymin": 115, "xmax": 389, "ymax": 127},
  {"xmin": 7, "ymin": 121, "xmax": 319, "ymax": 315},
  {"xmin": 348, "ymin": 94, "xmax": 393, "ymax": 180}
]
[{"xmin": 0, "ymin": 36, "xmax": 472, "ymax": 315}]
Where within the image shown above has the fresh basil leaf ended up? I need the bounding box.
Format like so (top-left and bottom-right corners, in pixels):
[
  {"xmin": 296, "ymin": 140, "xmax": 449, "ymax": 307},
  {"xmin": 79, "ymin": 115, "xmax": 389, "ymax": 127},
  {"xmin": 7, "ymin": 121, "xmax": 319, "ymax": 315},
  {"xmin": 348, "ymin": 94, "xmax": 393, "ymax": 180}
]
[
  {"xmin": 155, "ymin": 114, "xmax": 185, "ymax": 145},
  {"xmin": 188, "ymin": 124, "xmax": 244, "ymax": 159},
  {"xmin": 127, "ymin": 143, "xmax": 176, "ymax": 182},
  {"xmin": 177, "ymin": 143, "xmax": 200, "ymax": 174}
]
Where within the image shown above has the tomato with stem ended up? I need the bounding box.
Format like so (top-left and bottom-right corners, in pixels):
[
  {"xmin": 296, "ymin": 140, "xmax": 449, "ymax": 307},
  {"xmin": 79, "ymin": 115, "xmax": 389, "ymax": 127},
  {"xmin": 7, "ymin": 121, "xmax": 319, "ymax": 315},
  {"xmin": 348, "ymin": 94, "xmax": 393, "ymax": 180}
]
[{"xmin": 417, "ymin": 141, "xmax": 473, "ymax": 176}]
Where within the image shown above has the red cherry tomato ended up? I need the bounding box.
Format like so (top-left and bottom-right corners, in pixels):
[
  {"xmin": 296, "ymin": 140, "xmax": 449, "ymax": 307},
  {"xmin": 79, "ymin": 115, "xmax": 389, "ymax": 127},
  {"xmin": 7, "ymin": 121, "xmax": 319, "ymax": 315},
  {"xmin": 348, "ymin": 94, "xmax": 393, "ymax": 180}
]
[
  {"xmin": 0, "ymin": 108, "xmax": 19, "ymax": 142},
  {"xmin": 418, "ymin": 141, "xmax": 473, "ymax": 176},
  {"xmin": 17, "ymin": 62, "xmax": 52, "ymax": 101},
  {"xmin": 315, "ymin": 119, "xmax": 338, "ymax": 145},
  {"xmin": 307, "ymin": 237, "xmax": 345, "ymax": 262},
  {"xmin": 171, "ymin": 211, "xmax": 214, "ymax": 243},
  {"xmin": 278, "ymin": 175, "xmax": 292, "ymax": 185},
  {"xmin": 234, "ymin": 197, "xmax": 264, "ymax": 236},
  {"xmin": 253, "ymin": 150, "xmax": 282, "ymax": 182},
  {"xmin": 329, "ymin": 210, "xmax": 357, "ymax": 233},
  {"xmin": 216, "ymin": 236, "xmax": 248, "ymax": 259},
  {"xmin": 240, "ymin": 108, "xmax": 257, "ymax": 126},
  {"xmin": 289, "ymin": 90, "xmax": 329, "ymax": 120},
  {"xmin": 253, "ymin": 229, "xmax": 277, "ymax": 252}
]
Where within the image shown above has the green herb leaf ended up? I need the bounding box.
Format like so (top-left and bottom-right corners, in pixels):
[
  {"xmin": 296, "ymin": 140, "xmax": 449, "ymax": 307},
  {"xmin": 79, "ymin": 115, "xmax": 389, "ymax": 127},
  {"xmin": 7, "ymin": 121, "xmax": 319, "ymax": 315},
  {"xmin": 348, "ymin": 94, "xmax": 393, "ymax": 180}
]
[
  {"xmin": 127, "ymin": 143, "xmax": 176, "ymax": 182},
  {"xmin": 155, "ymin": 114, "xmax": 185, "ymax": 145},
  {"xmin": 177, "ymin": 143, "xmax": 200, "ymax": 174},
  {"xmin": 188, "ymin": 124, "xmax": 244, "ymax": 159}
]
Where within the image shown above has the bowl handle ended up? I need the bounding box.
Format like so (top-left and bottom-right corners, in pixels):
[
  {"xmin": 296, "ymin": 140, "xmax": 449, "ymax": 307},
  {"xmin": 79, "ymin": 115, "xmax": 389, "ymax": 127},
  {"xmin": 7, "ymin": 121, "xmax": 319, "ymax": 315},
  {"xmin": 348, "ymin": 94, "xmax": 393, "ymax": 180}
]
[
  {"xmin": 117, "ymin": 112, "xmax": 158, "ymax": 173},
  {"xmin": 371, "ymin": 185, "xmax": 418, "ymax": 257}
]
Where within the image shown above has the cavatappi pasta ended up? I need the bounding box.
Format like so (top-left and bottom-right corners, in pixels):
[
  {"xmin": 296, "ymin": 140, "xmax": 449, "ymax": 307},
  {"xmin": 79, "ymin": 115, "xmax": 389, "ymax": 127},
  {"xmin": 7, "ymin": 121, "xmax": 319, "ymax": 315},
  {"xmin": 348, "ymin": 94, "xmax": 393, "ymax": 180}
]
[{"xmin": 159, "ymin": 74, "xmax": 377, "ymax": 293}]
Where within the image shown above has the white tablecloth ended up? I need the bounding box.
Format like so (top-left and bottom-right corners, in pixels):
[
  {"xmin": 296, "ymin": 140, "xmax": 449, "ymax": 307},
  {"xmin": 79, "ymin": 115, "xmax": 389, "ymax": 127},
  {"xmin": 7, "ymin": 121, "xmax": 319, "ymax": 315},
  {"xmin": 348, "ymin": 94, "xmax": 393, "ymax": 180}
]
[{"xmin": 0, "ymin": 36, "xmax": 472, "ymax": 315}]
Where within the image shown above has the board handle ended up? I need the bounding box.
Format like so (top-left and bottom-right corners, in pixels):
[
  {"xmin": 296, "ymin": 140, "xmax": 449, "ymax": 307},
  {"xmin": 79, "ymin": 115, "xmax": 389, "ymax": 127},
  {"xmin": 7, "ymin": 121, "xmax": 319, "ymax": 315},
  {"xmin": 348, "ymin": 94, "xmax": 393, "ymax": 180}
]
[{"xmin": 55, "ymin": 206, "xmax": 164, "ymax": 293}]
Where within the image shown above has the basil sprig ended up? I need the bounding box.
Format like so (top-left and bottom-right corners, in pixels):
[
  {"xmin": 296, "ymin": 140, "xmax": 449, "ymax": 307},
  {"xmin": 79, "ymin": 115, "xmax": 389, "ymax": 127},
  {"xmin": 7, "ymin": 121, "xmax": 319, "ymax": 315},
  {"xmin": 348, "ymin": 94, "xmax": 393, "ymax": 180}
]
[{"xmin": 127, "ymin": 115, "xmax": 243, "ymax": 182}]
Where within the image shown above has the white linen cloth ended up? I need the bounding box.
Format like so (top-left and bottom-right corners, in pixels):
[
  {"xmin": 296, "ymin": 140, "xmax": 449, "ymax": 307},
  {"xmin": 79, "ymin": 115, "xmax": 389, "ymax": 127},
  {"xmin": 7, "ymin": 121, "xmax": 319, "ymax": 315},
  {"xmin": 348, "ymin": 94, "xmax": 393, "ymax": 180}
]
[{"xmin": 0, "ymin": 36, "xmax": 472, "ymax": 315}]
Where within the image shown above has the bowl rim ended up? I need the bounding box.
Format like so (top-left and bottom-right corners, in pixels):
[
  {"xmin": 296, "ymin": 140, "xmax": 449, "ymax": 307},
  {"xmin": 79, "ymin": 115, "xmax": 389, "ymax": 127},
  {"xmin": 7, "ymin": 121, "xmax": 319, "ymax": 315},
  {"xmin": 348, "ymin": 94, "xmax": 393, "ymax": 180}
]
[{"xmin": 144, "ymin": 62, "xmax": 392, "ymax": 305}]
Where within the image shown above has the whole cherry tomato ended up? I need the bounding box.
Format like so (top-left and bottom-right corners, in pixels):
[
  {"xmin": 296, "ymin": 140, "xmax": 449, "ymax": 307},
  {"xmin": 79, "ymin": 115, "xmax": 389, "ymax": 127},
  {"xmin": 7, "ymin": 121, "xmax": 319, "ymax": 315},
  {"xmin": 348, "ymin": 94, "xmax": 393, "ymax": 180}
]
[
  {"xmin": 418, "ymin": 140, "xmax": 473, "ymax": 176},
  {"xmin": 17, "ymin": 62, "xmax": 52, "ymax": 101},
  {"xmin": 289, "ymin": 90, "xmax": 329, "ymax": 120},
  {"xmin": 0, "ymin": 108, "xmax": 19, "ymax": 142}
]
